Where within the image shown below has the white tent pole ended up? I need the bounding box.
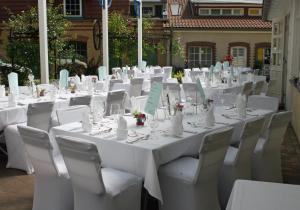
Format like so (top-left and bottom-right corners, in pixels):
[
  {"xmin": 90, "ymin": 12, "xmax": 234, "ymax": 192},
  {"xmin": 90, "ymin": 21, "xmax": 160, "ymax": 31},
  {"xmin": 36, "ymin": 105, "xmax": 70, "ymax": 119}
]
[
  {"xmin": 138, "ymin": 0, "xmax": 143, "ymax": 69},
  {"xmin": 38, "ymin": 0, "xmax": 49, "ymax": 84},
  {"xmin": 102, "ymin": 0, "xmax": 109, "ymax": 75}
]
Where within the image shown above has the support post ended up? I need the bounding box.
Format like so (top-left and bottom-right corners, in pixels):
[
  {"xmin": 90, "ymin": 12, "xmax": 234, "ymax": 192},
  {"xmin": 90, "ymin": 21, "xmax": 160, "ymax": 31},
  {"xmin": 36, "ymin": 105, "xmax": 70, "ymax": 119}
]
[
  {"xmin": 138, "ymin": 0, "xmax": 143, "ymax": 69},
  {"xmin": 102, "ymin": 0, "xmax": 109, "ymax": 75},
  {"xmin": 38, "ymin": 0, "xmax": 49, "ymax": 84}
]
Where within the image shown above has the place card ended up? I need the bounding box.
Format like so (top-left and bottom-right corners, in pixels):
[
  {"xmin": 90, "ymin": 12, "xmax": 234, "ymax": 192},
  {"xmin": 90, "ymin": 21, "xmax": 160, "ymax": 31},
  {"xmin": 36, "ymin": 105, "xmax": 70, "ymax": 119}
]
[{"xmin": 144, "ymin": 82, "xmax": 163, "ymax": 116}]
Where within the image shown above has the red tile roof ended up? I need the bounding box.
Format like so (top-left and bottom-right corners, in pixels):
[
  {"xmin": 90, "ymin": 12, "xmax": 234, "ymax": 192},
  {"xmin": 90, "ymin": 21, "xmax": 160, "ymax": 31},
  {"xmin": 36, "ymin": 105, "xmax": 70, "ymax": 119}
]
[{"xmin": 164, "ymin": 0, "xmax": 272, "ymax": 31}]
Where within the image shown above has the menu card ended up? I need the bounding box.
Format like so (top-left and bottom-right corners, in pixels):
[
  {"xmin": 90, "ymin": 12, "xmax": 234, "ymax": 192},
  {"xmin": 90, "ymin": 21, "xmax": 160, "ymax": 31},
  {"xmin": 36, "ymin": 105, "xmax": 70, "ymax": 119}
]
[{"xmin": 144, "ymin": 82, "xmax": 163, "ymax": 116}]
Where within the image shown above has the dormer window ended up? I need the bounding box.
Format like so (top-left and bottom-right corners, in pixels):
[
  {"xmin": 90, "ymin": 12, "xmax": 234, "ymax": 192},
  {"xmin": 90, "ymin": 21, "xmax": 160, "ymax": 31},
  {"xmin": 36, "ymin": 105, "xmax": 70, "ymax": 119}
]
[
  {"xmin": 197, "ymin": 8, "xmax": 244, "ymax": 16},
  {"xmin": 64, "ymin": 0, "xmax": 82, "ymax": 17},
  {"xmin": 248, "ymin": 8, "xmax": 262, "ymax": 16}
]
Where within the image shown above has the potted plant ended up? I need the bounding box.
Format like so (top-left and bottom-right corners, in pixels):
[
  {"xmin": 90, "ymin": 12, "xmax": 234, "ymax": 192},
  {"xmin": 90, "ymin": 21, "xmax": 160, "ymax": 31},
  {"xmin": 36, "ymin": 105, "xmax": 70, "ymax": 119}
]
[{"xmin": 133, "ymin": 111, "xmax": 146, "ymax": 126}]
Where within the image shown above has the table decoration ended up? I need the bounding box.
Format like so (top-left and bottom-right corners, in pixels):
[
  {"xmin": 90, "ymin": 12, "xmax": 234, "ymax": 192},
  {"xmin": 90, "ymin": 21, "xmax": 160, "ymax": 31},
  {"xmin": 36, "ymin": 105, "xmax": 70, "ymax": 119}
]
[
  {"xmin": 116, "ymin": 115, "xmax": 128, "ymax": 140},
  {"xmin": 133, "ymin": 111, "xmax": 146, "ymax": 126}
]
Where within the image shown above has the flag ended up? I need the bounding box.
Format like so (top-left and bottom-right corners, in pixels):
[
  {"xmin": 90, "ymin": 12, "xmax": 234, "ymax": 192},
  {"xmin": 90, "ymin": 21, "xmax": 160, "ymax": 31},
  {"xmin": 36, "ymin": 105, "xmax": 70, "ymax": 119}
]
[{"xmin": 134, "ymin": 0, "xmax": 141, "ymax": 18}]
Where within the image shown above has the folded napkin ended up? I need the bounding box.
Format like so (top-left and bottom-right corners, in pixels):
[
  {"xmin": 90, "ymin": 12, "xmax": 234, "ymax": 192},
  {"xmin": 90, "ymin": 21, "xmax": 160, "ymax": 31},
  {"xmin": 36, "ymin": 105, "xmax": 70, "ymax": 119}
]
[
  {"xmin": 170, "ymin": 111, "xmax": 183, "ymax": 137},
  {"xmin": 205, "ymin": 103, "xmax": 215, "ymax": 127},
  {"xmin": 0, "ymin": 85, "xmax": 5, "ymax": 98},
  {"xmin": 82, "ymin": 112, "xmax": 92, "ymax": 133},
  {"xmin": 116, "ymin": 116, "xmax": 128, "ymax": 140},
  {"xmin": 8, "ymin": 93, "xmax": 17, "ymax": 107},
  {"xmin": 236, "ymin": 94, "xmax": 247, "ymax": 119}
]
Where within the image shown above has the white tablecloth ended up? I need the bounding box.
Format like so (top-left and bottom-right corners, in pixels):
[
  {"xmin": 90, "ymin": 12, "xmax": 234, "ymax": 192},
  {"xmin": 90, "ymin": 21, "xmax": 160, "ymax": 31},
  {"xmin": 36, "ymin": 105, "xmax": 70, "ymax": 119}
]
[
  {"xmin": 227, "ymin": 180, "xmax": 300, "ymax": 210},
  {"xmin": 50, "ymin": 107, "xmax": 273, "ymax": 202}
]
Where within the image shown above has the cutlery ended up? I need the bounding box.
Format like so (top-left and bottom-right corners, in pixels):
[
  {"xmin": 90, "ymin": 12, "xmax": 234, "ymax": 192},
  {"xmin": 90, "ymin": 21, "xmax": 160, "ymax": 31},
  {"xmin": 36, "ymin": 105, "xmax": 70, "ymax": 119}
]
[
  {"xmin": 183, "ymin": 130, "xmax": 198, "ymax": 134},
  {"xmin": 126, "ymin": 134, "xmax": 150, "ymax": 144}
]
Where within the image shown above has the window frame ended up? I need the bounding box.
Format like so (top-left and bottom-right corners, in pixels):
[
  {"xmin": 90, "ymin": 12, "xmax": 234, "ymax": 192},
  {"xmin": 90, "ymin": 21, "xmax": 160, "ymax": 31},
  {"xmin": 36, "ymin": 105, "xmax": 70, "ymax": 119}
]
[
  {"xmin": 188, "ymin": 46, "xmax": 213, "ymax": 68},
  {"xmin": 198, "ymin": 8, "xmax": 244, "ymax": 16},
  {"xmin": 63, "ymin": 0, "xmax": 83, "ymax": 18},
  {"xmin": 231, "ymin": 46, "xmax": 248, "ymax": 67},
  {"xmin": 248, "ymin": 8, "xmax": 262, "ymax": 16},
  {"xmin": 68, "ymin": 40, "xmax": 88, "ymax": 62}
]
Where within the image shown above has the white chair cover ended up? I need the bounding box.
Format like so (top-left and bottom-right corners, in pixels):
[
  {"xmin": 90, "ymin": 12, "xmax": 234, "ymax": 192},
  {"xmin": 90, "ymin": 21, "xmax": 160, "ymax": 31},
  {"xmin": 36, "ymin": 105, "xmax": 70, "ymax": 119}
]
[
  {"xmin": 266, "ymin": 80, "xmax": 277, "ymax": 97},
  {"xmin": 158, "ymin": 127, "xmax": 233, "ymax": 210},
  {"xmin": 182, "ymin": 83, "xmax": 198, "ymax": 104},
  {"xmin": 105, "ymin": 90, "xmax": 126, "ymax": 116},
  {"xmin": 8, "ymin": 72, "xmax": 19, "ymax": 95},
  {"xmin": 150, "ymin": 76, "xmax": 163, "ymax": 86},
  {"xmin": 17, "ymin": 125, "xmax": 73, "ymax": 210},
  {"xmin": 5, "ymin": 101, "xmax": 55, "ymax": 173},
  {"xmin": 127, "ymin": 69, "xmax": 135, "ymax": 78},
  {"xmin": 131, "ymin": 96, "xmax": 147, "ymax": 113},
  {"xmin": 242, "ymin": 81, "xmax": 253, "ymax": 97},
  {"xmin": 112, "ymin": 67, "xmax": 122, "ymax": 75},
  {"xmin": 218, "ymin": 117, "xmax": 266, "ymax": 209},
  {"xmin": 253, "ymin": 80, "xmax": 265, "ymax": 95},
  {"xmin": 252, "ymin": 111, "xmax": 292, "ymax": 182},
  {"xmin": 154, "ymin": 68, "xmax": 163, "ymax": 74},
  {"xmin": 56, "ymin": 135, "xmax": 142, "ymax": 210},
  {"xmin": 163, "ymin": 82, "xmax": 181, "ymax": 101},
  {"xmin": 190, "ymin": 71, "xmax": 203, "ymax": 82},
  {"xmin": 69, "ymin": 95, "xmax": 92, "ymax": 106},
  {"xmin": 109, "ymin": 79, "xmax": 123, "ymax": 91},
  {"xmin": 247, "ymin": 95, "xmax": 279, "ymax": 112},
  {"xmin": 163, "ymin": 66, "xmax": 172, "ymax": 82},
  {"xmin": 130, "ymin": 78, "xmax": 144, "ymax": 97},
  {"xmin": 56, "ymin": 105, "xmax": 89, "ymax": 125}
]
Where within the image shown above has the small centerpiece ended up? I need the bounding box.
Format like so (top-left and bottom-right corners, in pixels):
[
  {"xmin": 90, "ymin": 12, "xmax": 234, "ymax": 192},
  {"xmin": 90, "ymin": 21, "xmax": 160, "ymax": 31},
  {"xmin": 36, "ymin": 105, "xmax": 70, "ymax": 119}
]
[
  {"xmin": 223, "ymin": 55, "xmax": 234, "ymax": 65},
  {"xmin": 174, "ymin": 102, "xmax": 184, "ymax": 114},
  {"xmin": 133, "ymin": 111, "xmax": 146, "ymax": 126}
]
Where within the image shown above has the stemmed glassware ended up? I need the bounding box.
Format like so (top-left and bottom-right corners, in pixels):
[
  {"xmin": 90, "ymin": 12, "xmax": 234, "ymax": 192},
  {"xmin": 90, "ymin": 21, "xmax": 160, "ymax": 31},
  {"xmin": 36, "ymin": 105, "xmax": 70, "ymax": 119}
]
[{"xmin": 148, "ymin": 113, "xmax": 158, "ymax": 140}]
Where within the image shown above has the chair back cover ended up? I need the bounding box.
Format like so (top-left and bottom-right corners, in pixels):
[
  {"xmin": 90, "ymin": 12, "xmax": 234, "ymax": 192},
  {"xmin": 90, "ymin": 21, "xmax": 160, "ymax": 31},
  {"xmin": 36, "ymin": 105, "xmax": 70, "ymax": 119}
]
[
  {"xmin": 131, "ymin": 96, "xmax": 147, "ymax": 113},
  {"xmin": 109, "ymin": 79, "xmax": 123, "ymax": 91},
  {"xmin": 247, "ymin": 95, "xmax": 279, "ymax": 112},
  {"xmin": 195, "ymin": 127, "xmax": 233, "ymax": 184},
  {"xmin": 130, "ymin": 78, "xmax": 144, "ymax": 97},
  {"xmin": 154, "ymin": 68, "xmax": 163, "ymax": 74},
  {"xmin": 69, "ymin": 95, "xmax": 92, "ymax": 106},
  {"xmin": 163, "ymin": 82, "xmax": 181, "ymax": 101},
  {"xmin": 234, "ymin": 117, "xmax": 265, "ymax": 166},
  {"xmin": 266, "ymin": 80, "xmax": 277, "ymax": 96},
  {"xmin": 27, "ymin": 101, "xmax": 54, "ymax": 131},
  {"xmin": 98, "ymin": 66, "xmax": 107, "ymax": 81},
  {"xmin": 242, "ymin": 81, "xmax": 253, "ymax": 97},
  {"xmin": 263, "ymin": 111, "xmax": 292, "ymax": 154},
  {"xmin": 8, "ymin": 72, "xmax": 19, "ymax": 95},
  {"xmin": 190, "ymin": 71, "xmax": 203, "ymax": 82},
  {"xmin": 127, "ymin": 69, "xmax": 135, "ymax": 78},
  {"xmin": 150, "ymin": 76, "xmax": 163, "ymax": 85},
  {"xmin": 17, "ymin": 125, "xmax": 57, "ymax": 176},
  {"xmin": 105, "ymin": 90, "xmax": 126, "ymax": 116},
  {"xmin": 56, "ymin": 135, "xmax": 106, "ymax": 195},
  {"xmin": 163, "ymin": 66, "xmax": 172, "ymax": 81},
  {"xmin": 253, "ymin": 80, "xmax": 265, "ymax": 95},
  {"xmin": 59, "ymin": 69, "xmax": 69, "ymax": 89},
  {"xmin": 57, "ymin": 105, "xmax": 89, "ymax": 125}
]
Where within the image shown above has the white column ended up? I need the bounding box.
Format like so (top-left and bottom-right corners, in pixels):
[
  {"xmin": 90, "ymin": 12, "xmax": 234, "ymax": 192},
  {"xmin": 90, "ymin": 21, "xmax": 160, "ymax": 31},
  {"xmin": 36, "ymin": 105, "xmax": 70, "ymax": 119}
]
[
  {"xmin": 138, "ymin": 0, "xmax": 143, "ymax": 69},
  {"xmin": 38, "ymin": 0, "xmax": 49, "ymax": 84},
  {"xmin": 102, "ymin": 0, "xmax": 109, "ymax": 75}
]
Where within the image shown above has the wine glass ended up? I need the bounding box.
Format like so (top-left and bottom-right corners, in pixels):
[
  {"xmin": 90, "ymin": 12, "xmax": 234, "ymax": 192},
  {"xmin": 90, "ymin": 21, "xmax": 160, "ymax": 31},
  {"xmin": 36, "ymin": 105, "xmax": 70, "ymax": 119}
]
[
  {"xmin": 110, "ymin": 104, "xmax": 120, "ymax": 122},
  {"xmin": 148, "ymin": 114, "xmax": 158, "ymax": 139}
]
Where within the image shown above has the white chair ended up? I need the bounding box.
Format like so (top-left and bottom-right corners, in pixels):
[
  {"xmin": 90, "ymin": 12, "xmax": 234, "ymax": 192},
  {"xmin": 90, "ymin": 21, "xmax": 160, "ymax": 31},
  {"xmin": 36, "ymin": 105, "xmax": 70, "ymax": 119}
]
[
  {"xmin": 218, "ymin": 117, "xmax": 266, "ymax": 209},
  {"xmin": 190, "ymin": 71, "xmax": 203, "ymax": 82},
  {"xmin": 131, "ymin": 96, "xmax": 147, "ymax": 113},
  {"xmin": 17, "ymin": 125, "xmax": 73, "ymax": 210},
  {"xmin": 182, "ymin": 83, "xmax": 198, "ymax": 104},
  {"xmin": 252, "ymin": 111, "xmax": 292, "ymax": 182},
  {"xmin": 163, "ymin": 82, "xmax": 181, "ymax": 102},
  {"xmin": 105, "ymin": 90, "xmax": 126, "ymax": 116},
  {"xmin": 109, "ymin": 79, "xmax": 123, "ymax": 91},
  {"xmin": 213, "ymin": 93, "xmax": 237, "ymax": 107},
  {"xmin": 247, "ymin": 95, "xmax": 279, "ymax": 112},
  {"xmin": 56, "ymin": 135, "xmax": 142, "ymax": 210},
  {"xmin": 130, "ymin": 78, "xmax": 144, "ymax": 97},
  {"xmin": 127, "ymin": 69, "xmax": 135, "ymax": 78},
  {"xmin": 253, "ymin": 80, "xmax": 265, "ymax": 95},
  {"xmin": 5, "ymin": 101, "xmax": 54, "ymax": 173},
  {"xmin": 266, "ymin": 80, "xmax": 277, "ymax": 97},
  {"xmin": 242, "ymin": 81, "xmax": 253, "ymax": 98},
  {"xmin": 150, "ymin": 76, "xmax": 163, "ymax": 87},
  {"xmin": 163, "ymin": 66, "xmax": 173, "ymax": 82},
  {"xmin": 56, "ymin": 105, "xmax": 90, "ymax": 125},
  {"xmin": 69, "ymin": 95, "xmax": 92, "ymax": 106},
  {"xmin": 158, "ymin": 127, "xmax": 233, "ymax": 210},
  {"xmin": 154, "ymin": 67, "xmax": 163, "ymax": 74}
]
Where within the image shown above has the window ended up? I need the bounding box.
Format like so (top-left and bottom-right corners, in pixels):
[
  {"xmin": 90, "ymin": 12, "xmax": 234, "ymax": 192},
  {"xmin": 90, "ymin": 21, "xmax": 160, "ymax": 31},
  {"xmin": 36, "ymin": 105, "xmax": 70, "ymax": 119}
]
[
  {"xmin": 188, "ymin": 46, "xmax": 213, "ymax": 68},
  {"xmin": 64, "ymin": 0, "xmax": 82, "ymax": 17},
  {"xmin": 154, "ymin": 5, "xmax": 163, "ymax": 18},
  {"xmin": 69, "ymin": 41, "xmax": 87, "ymax": 62},
  {"xmin": 248, "ymin": 8, "xmax": 262, "ymax": 16},
  {"xmin": 142, "ymin": 7, "xmax": 154, "ymax": 17},
  {"xmin": 199, "ymin": 9, "xmax": 210, "ymax": 16},
  {"xmin": 198, "ymin": 8, "xmax": 244, "ymax": 16},
  {"xmin": 231, "ymin": 47, "xmax": 247, "ymax": 67},
  {"xmin": 211, "ymin": 9, "xmax": 221, "ymax": 15}
]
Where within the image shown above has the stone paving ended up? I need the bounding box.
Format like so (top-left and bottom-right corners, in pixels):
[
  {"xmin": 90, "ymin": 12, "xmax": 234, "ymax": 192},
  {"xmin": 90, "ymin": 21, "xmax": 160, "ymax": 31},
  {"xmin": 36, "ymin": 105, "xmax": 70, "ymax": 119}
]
[{"xmin": 0, "ymin": 125, "xmax": 299, "ymax": 210}]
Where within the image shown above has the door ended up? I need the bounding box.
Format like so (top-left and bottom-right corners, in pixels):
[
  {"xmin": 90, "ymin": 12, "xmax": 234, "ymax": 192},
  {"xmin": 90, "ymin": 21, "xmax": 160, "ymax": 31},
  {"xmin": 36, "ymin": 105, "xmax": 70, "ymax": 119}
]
[
  {"xmin": 269, "ymin": 18, "xmax": 285, "ymax": 101},
  {"xmin": 231, "ymin": 47, "xmax": 247, "ymax": 67}
]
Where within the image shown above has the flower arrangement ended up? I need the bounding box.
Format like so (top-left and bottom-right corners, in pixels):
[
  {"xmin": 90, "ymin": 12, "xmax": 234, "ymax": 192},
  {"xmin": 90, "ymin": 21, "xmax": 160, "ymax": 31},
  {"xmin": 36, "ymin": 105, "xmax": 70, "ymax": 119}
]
[
  {"xmin": 133, "ymin": 111, "xmax": 146, "ymax": 126},
  {"xmin": 223, "ymin": 55, "xmax": 234, "ymax": 64},
  {"xmin": 174, "ymin": 102, "xmax": 184, "ymax": 113}
]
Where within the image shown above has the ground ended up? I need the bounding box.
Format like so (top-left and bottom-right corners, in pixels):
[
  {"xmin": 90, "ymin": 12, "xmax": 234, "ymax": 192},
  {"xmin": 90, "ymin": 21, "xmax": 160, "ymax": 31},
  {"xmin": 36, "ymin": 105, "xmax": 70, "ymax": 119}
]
[{"xmin": 0, "ymin": 125, "xmax": 299, "ymax": 210}]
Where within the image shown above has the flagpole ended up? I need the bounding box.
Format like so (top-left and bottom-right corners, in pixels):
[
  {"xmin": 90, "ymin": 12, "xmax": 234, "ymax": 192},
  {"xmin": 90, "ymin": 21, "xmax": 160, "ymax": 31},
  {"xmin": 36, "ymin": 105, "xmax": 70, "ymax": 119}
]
[
  {"xmin": 137, "ymin": 0, "xmax": 142, "ymax": 69},
  {"xmin": 102, "ymin": 0, "xmax": 109, "ymax": 76},
  {"xmin": 38, "ymin": 0, "xmax": 49, "ymax": 84}
]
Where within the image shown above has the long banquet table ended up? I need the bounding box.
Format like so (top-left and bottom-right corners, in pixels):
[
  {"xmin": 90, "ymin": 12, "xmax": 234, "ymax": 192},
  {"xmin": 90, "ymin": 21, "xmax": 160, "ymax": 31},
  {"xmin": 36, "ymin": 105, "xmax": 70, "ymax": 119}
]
[{"xmin": 50, "ymin": 106, "xmax": 273, "ymax": 202}]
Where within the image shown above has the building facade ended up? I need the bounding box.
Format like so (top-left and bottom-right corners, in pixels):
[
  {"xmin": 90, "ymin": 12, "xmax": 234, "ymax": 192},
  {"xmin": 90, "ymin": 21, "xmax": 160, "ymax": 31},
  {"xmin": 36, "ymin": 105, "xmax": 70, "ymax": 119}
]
[
  {"xmin": 165, "ymin": 0, "xmax": 272, "ymax": 70},
  {"xmin": 263, "ymin": 0, "xmax": 300, "ymax": 143}
]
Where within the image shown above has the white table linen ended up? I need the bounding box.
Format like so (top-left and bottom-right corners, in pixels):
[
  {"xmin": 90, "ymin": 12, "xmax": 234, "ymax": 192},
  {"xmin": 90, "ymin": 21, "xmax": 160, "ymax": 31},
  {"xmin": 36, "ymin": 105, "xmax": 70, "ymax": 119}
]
[
  {"xmin": 227, "ymin": 180, "xmax": 300, "ymax": 210},
  {"xmin": 50, "ymin": 107, "xmax": 273, "ymax": 202}
]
